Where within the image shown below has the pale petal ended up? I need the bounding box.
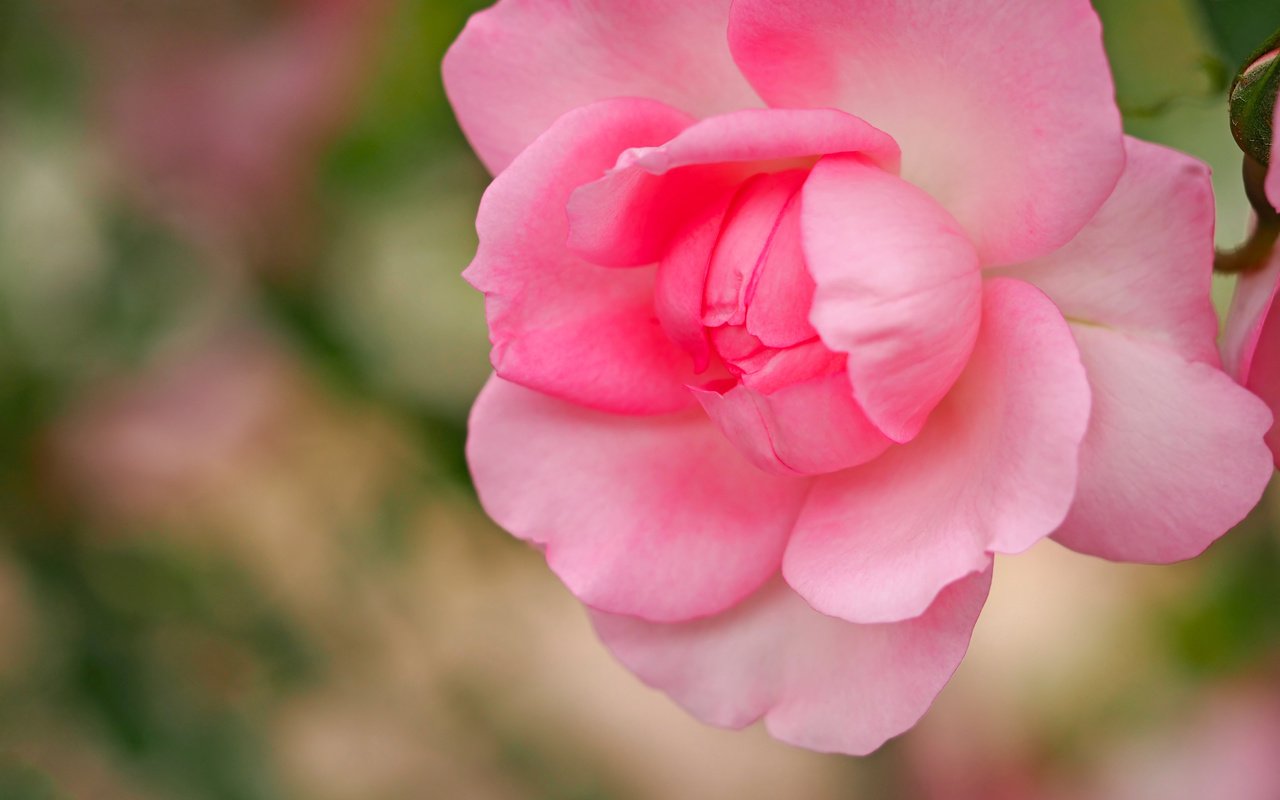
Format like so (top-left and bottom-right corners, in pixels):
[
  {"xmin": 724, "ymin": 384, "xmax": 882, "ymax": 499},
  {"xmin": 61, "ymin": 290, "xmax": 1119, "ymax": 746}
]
[
  {"xmin": 1052, "ymin": 325, "xmax": 1274, "ymax": 562},
  {"xmin": 467, "ymin": 377, "xmax": 810, "ymax": 622},
  {"xmin": 443, "ymin": 0, "xmax": 759, "ymax": 173},
  {"xmin": 728, "ymin": 0, "xmax": 1124, "ymax": 265},
  {"xmin": 999, "ymin": 138, "xmax": 1219, "ymax": 364},
  {"xmin": 591, "ymin": 570, "xmax": 991, "ymax": 756},
  {"xmin": 802, "ymin": 153, "xmax": 981, "ymax": 443},
  {"xmin": 784, "ymin": 279, "xmax": 1090, "ymax": 623}
]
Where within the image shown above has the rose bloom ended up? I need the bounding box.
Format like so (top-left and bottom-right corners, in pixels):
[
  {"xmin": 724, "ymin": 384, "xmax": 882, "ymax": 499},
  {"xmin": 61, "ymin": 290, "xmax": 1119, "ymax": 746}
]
[
  {"xmin": 447, "ymin": 0, "xmax": 1273, "ymax": 753},
  {"xmin": 1224, "ymin": 101, "xmax": 1280, "ymax": 466}
]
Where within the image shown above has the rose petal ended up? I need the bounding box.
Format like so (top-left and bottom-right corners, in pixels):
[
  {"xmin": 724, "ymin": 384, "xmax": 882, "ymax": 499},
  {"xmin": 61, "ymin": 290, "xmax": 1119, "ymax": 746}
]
[
  {"xmin": 1247, "ymin": 296, "xmax": 1280, "ymax": 468},
  {"xmin": 443, "ymin": 0, "xmax": 759, "ymax": 174},
  {"xmin": 1223, "ymin": 249, "xmax": 1280, "ymax": 384},
  {"xmin": 783, "ymin": 279, "xmax": 1090, "ymax": 624},
  {"xmin": 997, "ymin": 138, "xmax": 1220, "ymax": 364},
  {"xmin": 568, "ymin": 108, "xmax": 900, "ymax": 266},
  {"xmin": 465, "ymin": 98, "xmax": 700, "ymax": 415},
  {"xmin": 802, "ymin": 153, "xmax": 982, "ymax": 443},
  {"xmin": 728, "ymin": 0, "xmax": 1124, "ymax": 265},
  {"xmin": 590, "ymin": 569, "xmax": 991, "ymax": 756},
  {"xmin": 1225, "ymin": 244, "xmax": 1280, "ymax": 467},
  {"xmin": 467, "ymin": 377, "xmax": 810, "ymax": 623},
  {"xmin": 1051, "ymin": 324, "xmax": 1274, "ymax": 563},
  {"xmin": 691, "ymin": 371, "xmax": 892, "ymax": 476},
  {"xmin": 1268, "ymin": 102, "xmax": 1280, "ymax": 211},
  {"xmin": 654, "ymin": 191, "xmax": 733, "ymax": 372},
  {"xmin": 702, "ymin": 170, "xmax": 808, "ymax": 327},
  {"xmin": 744, "ymin": 191, "xmax": 818, "ymax": 348}
]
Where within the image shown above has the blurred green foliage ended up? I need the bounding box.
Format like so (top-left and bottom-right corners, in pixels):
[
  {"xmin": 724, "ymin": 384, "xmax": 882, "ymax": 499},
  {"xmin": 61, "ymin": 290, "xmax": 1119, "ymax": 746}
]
[
  {"xmin": 324, "ymin": 0, "xmax": 489, "ymax": 191},
  {"xmin": 1164, "ymin": 513, "xmax": 1280, "ymax": 676},
  {"xmin": 0, "ymin": 0, "xmax": 80, "ymax": 113},
  {"xmin": 0, "ymin": 761, "xmax": 67, "ymax": 800},
  {"xmin": 1194, "ymin": 0, "xmax": 1280, "ymax": 69},
  {"xmin": 0, "ymin": 1, "xmax": 485, "ymax": 796}
]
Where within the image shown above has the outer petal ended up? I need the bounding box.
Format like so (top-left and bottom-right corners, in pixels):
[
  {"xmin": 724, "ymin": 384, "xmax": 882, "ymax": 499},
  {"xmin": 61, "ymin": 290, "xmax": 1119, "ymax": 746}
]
[
  {"xmin": 1247, "ymin": 295, "xmax": 1280, "ymax": 467},
  {"xmin": 1223, "ymin": 248, "xmax": 1280, "ymax": 382},
  {"xmin": 1051, "ymin": 325, "xmax": 1274, "ymax": 563},
  {"xmin": 568, "ymin": 108, "xmax": 900, "ymax": 266},
  {"xmin": 802, "ymin": 153, "xmax": 982, "ymax": 443},
  {"xmin": 999, "ymin": 138, "xmax": 1219, "ymax": 364},
  {"xmin": 443, "ymin": 0, "xmax": 759, "ymax": 174},
  {"xmin": 1224, "ymin": 248, "xmax": 1280, "ymax": 466},
  {"xmin": 783, "ymin": 279, "xmax": 1090, "ymax": 624},
  {"xmin": 1269, "ymin": 102, "xmax": 1280, "ymax": 211},
  {"xmin": 691, "ymin": 371, "xmax": 893, "ymax": 476},
  {"xmin": 467, "ymin": 377, "xmax": 810, "ymax": 623},
  {"xmin": 728, "ymin": 0, "xmax": 1124, "ymax": 265},
  {"xmin": 590, "ymin": 569, "xmax": 992, "ymax": 756},
  {"xmin": 465, "ymin": 98, "xmax": 699, "ymax": 415}
]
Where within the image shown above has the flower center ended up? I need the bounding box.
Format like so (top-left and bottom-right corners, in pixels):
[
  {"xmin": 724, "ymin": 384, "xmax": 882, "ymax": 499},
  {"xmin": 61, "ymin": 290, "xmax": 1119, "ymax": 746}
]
[{"xmin": 663, "ymin": 168, "xmax": 842, "ymax": 394}]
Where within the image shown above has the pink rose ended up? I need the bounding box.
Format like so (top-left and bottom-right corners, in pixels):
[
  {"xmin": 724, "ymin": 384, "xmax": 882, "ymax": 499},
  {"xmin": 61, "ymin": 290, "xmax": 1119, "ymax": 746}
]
[
  {"xmin": 448, "ymin": 0, "xmax": 1273, "ymax": 754},
  {"xmin": 1224, "ymin": 101, "xmax": 1280, "ymax": 465}
]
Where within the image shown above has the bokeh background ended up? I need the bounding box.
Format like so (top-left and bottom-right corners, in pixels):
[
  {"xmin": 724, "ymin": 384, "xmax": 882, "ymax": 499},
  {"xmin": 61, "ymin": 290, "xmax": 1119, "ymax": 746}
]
[{"xmin": 2, "ymin": 1, "xmax": 1280, "ymax": 798}]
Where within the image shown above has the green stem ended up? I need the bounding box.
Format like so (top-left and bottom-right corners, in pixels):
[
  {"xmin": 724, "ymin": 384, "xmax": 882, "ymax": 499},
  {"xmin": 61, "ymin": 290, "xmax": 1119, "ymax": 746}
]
[
  {"xmin": 1216, "ymin": 155, "xmax": 1280, "ymax": 274},
  {"xmin": 1215, "ymin": 218, "xmax": 1280, "ymax": 274}
]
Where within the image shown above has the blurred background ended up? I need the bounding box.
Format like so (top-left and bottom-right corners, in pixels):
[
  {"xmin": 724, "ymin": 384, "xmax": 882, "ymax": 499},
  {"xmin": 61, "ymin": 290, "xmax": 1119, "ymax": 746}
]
[{"xmin": 1, "ymin": 1, "xmax": 1280, "ymax": 798}]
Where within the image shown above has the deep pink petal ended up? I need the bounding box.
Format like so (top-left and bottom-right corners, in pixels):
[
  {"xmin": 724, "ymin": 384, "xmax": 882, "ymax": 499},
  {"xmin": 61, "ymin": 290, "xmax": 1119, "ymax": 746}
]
[
  {"xmin": 1225, "ymin": 245, "xmax": 1280, "ymax": 467},
  {"xmin": 1223, "ymin": 249, "xmax": 1280, "ymax": 383},
  {"xmin": 591, "ymin": 569, "xmax": 991, "ymax": 756},
  {"xmin": 691, "ymin": 371, "xmax": 892, "ymax": 476},
  {"xmin": 1269, "ymin": 102, "xmax": 1280, "ymax": 211},
  {"xmin": 998, "ymin": 138, "xmax": 1220, "ymax": 364},
  {"xmin": 737, "ymin": 338, "xmax": 841, "ymax": 394},
  {"xmin": 784, "ymin": 279, "xmax": 1089, "ymax": 624},
  {"xmin": 443, "ymin": 0, "xmax": 759, "ymax": 174},
  {"xmin": 802, "ymin": 153, "xmax": 982, "ymax": 443},
  {"xmin": 702, "ymin": 171, "xmax": 808, "ymax": 327},
  {"xmin": 745, "ymin": 192, "xmax": 818, "ymax": 348},
  {"xmin": 654, "ymin": 192, "xmax": 733, "ymax": 372},
  {"xmin": 467, "ymin": 377, "xmax": 810, "ymax": 623},
  {"xmin": 728, "ymin": 0, "xmax": 1124, "ymax": 265},
  {"xmin": 568, "ymin": 108, "xmax": 900, "ymax": 266},
  {"xmin": 1052, "ymin": 324, "xmax": 1274, "ymax": 563},
  {"xmin": 465, "ymin": 98, "xmax": 700, "ymax": 415},
  {"xmin": 1248, "ymin": 298, "xmax": 1280, "ymax": 467}
]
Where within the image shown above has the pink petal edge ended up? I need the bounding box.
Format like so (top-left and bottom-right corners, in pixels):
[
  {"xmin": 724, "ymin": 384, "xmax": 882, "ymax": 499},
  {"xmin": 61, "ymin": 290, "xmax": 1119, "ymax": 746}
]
[
  {"xmin": 802, "ymin": 153, "xmax": 982, "ymax": 444},
  {"xmin": 591, "ymin": 569, "xmax": 992, "ymax": 756},
  {"xmin": 443, "ymin": 0, "xmax": 759, "ymax": 174},
  {"xmin": 727, "ymin": 0, "xmax": 1125, "ymax": 265},
  {"xmin": 465, "ymin": 98, "xmax": 700, "ymax": 415},
  {"xmin": 467, "ymin": 376, "xmax": 811, "ymax": 623},
  {"xmin": 783, "ymin": 278, "xmax": 1089, "ymax": 624},
  {"xmin": 1052, "ymin": 324, "xmax": 1274, "ymax": 562}
]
